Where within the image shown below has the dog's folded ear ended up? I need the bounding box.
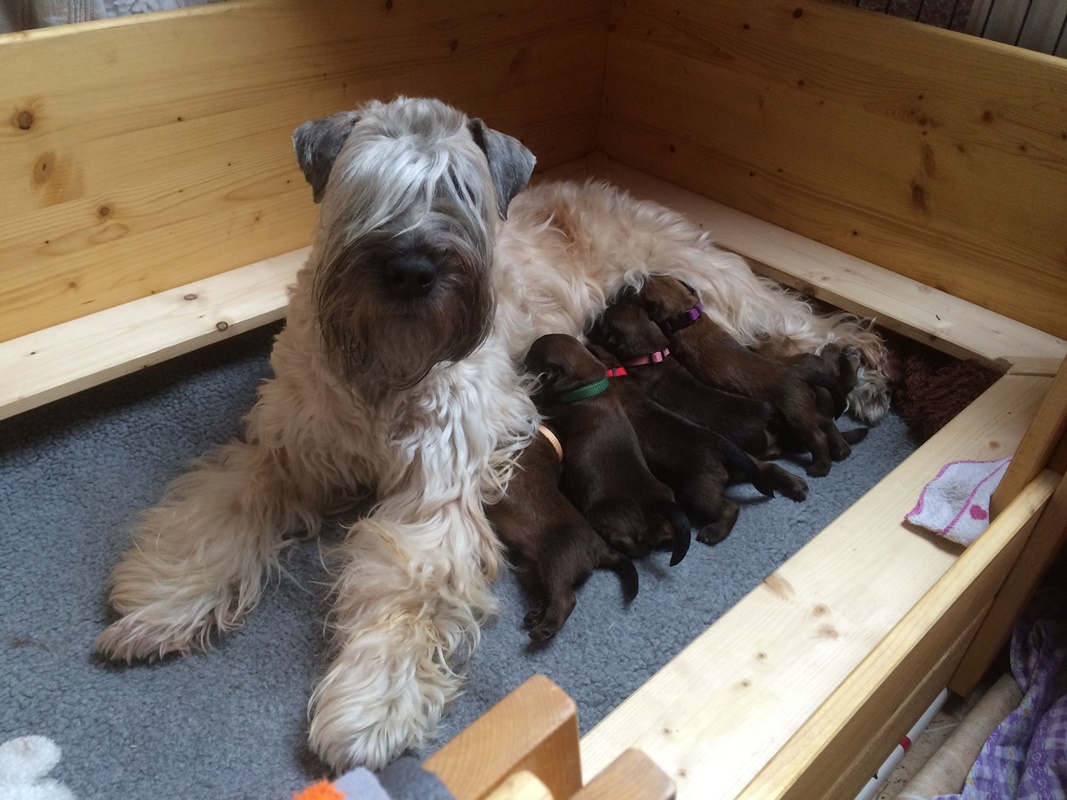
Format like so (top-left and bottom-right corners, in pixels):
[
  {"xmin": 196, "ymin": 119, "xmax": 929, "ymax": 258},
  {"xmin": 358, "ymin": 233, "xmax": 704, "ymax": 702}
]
[
  {"xmin": 467, "ymin": 118, "xmax": 537, "ymax": 220},
  {"xmin": 293, "ymin": 111, "xmax": 362, "ymax": 203}
]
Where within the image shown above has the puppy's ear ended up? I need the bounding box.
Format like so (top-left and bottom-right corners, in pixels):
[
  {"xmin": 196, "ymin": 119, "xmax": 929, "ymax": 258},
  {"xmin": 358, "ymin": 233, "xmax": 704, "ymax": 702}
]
[
  {"xmin": 467, "ymin": 118, "xmax": 537, "ymax": 220},
  {"xmin": 293, "ymin": 111, "xmax": 361, "ymax": 203},
  {"xmin": 611, "ymin": 283, "xmax": 640, "ymax": 305}
]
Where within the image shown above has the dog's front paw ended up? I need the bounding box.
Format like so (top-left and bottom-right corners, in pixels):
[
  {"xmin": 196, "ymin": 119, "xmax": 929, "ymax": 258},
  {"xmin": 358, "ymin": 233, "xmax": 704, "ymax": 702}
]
[
  {"xmin": 94, "ymin": 613, "xmax": 208, "ymax": 663},
  {"xmin": 309, "ymin": 647, "xmax": 453, "ymax": 772}
]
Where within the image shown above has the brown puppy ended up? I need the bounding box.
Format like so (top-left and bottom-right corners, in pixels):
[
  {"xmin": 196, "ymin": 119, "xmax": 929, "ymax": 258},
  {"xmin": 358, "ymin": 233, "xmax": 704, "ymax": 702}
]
[
  {"xmin": 525, "ymin": 334, "xmax": 691, "ymax": 565},
  {"xmin": 588, "ymin": 344, "xmax": 808, "ymax": 546},
  {"xmin": 487, "ymin": 426, "xmax": 639, "ymax": 641},
  {"xmin": 589, "ymin": 304, "xmax": 777, "ymax": 457},
  {"xmin": 611, "ymin": 281, "xmax": 856, "ymax": 477}
]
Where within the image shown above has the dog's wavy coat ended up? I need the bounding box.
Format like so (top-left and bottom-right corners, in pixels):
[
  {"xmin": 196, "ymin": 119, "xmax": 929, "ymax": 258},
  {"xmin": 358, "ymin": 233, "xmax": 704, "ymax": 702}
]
[{"xmin": 95, "ymin": 97, "xmax": 893, "ymax": 771}]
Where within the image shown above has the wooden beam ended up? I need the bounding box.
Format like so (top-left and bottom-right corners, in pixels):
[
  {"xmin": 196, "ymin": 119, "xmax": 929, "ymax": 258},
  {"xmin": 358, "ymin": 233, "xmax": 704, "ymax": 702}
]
[
  {"xmin": 0, "ymin": 0, "xmax": 610, "ymax": 342},
  {"xmin": 990, "ymin": 356, "xmax": 1067, "ymax": 515},
  {"xmin": 595, "ymin": 160, "xmax": 1067, "ymax": 372},
  {"xmin": 600, "ymin": 0, "xmax": 1067, "ymax": 339},
  {"xmin": 0, "ymin": 248, "xmax": 306, "ymax": 422},
  {"xmin": 485, "ymin": 772, "xmax": 555, "ymax": 800},
  {"xmin": 739, "ymin": 470, "xmax": 1058, "ymax": 799},
  {"xmin": 426, "ymin": 675, "xmax": 583, "ymax": 800},
  {"xmin": 579, "ymin": 373, "xmax": 1050, "ymax": 799},
  {"xmin": 950, "ymin": 469, "xmax": 1067, "ymax": 695},
  {"xmin": 574, "ymin": 750, "xmax": 675, "ymax": 800}
]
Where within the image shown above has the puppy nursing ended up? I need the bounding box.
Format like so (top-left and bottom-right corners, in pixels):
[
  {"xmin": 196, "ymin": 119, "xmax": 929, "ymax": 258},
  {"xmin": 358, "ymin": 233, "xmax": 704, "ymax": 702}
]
[
  {"xmin": 585, "ymin": 343, "xmax": 807, "ymax": 545},
  {"xmin": 95, "ymin": 95, "xmax": 894, "ymax": 771},
  {"xmin": 618, "ymin": 276, "xmax": 866, "ymax": 476},
  {"xmin": 525, "ymin": 334, "xmax": 691, "ymax": 565},
  {"xmin": 486, "ymin": 425, "xmax": 639, "ymax": 642}
]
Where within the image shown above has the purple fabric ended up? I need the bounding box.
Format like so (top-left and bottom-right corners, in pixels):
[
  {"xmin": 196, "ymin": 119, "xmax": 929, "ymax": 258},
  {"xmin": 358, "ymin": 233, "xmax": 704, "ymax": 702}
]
[{"xmin": 935, "ymin": 590, "xmax": 1067, "ymax": 800}]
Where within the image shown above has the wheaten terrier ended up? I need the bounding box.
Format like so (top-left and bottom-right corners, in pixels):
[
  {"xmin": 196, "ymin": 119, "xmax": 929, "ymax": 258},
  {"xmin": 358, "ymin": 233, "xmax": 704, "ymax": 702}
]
[{"xmin": 95, "ymin": 96, "xmax": 891, "ymax": 771}]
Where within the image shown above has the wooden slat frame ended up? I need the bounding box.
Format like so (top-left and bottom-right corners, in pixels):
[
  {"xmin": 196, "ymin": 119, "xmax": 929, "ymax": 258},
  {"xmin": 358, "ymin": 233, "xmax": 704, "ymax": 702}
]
[
  {"xmin": 737, "ymin": 470, "xmax": 1061, "ymax": 799},
  {"xmin": 3, "ymin": 159, "xmax": 1063, "ymax": 422},
  {"xmin": 425, "ymin": 675, "xmax": 583, "ymax": 800},
  {"xmin": 598, "ymin": 0, "xmax": 1067, "ymax": 340},
  {"xmin": 950, "ymin": 468, "xmax": 1067, "ymax": 695},
  {"xmin": 0, "ymin": 0, "xmax": 611, "ymax": 343}
]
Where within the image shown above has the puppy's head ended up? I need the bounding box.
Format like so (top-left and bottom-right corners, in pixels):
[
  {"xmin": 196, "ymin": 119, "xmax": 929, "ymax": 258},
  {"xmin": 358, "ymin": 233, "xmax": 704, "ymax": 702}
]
[
  {"xmin": 292, "ymin": 97, "xmax": 536, "ymax": 390},
  {"xmin": 632, "ymin": 275, "xmax": 700, "ymax": 323},
  {"xmin": 588, "ymin": 304, "xmax": 670, "ymax": 361},
  {"xmin": 524, "ymin": 334, "xmax": 608, "ymax": 403}
]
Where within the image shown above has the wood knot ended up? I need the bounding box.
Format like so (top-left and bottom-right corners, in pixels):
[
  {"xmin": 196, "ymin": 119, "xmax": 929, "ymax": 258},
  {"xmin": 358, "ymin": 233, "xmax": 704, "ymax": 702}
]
[
  {"xmin": 97, "ymin": 205, "xmax": 111, "ymax": 219},
  {"xmin": 183, "ymin": 293, "xmax": 197, "ymax": 301},
  {"xmin": 793, "ymin": 7, "xmax": 803, "ymax": 17},
  {"xmin": 911, "ymin": 180, "xmax": 927, "ymax": 210},
  {"xmin": 34, "ymin": 153, "xmax": 53, "ymax": 184},
  {"xmin": 215, "ymin": 321, "xmax": 229, "ymax": 332},
  {"xmin": 16, "ymin": 110, "xmax": 34, "ymax": 130},
  {"xmin": 812, "ymin": 604, "xmax": 829, "ymax": 617},
  {"xmin": 763, "ymin": 572, "xmax": 795, "ymax": 600}
]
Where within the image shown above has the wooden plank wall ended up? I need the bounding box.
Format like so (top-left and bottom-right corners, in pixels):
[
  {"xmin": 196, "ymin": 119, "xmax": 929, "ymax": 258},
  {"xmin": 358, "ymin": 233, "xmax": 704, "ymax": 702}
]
[
  {"xmin": 600, "ymin": 0, "xmax": 1067, "ymax": 340},
  {"xmin": 0, "ymin": 0, "xmax": 610, "ymax": 342}
]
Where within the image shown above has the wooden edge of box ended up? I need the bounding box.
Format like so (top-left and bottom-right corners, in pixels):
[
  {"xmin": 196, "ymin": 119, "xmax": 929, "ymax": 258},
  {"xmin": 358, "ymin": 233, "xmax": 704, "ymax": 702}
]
[
  {"xmin": 4, "ymin": 160, "xmax": 1063, "ymax": 424},
  {"xmin": 577, "ymin": 371, "xmax": 1051, "ymax": 797},
  {"xmin": 0, "ymin": 248, "xmax": 306, "ymax": 423},
  {"xmin": 736, "ymin": 469, "xmax": 1061, "ymax": 800},
  {"xmin": 425, "ymin": 674, "xmax": 581, "ymax": 800},
  {"xmin": 587, "ymin": 156, "xmax": 1067, "ymax": 372}
]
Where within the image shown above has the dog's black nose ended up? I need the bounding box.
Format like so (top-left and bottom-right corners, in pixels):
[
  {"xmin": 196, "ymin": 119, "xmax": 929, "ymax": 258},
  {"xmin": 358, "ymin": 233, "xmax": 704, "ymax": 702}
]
[{"xmin": 382, "ymin": 252, "xmax": 437, "ymax": 298}]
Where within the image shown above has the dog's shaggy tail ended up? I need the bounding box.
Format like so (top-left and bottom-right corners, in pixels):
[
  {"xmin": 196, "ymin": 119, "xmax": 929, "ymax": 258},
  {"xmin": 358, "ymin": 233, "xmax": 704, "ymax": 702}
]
[{"xmin": 95, "ymin": 440, "xmax": 306, "ymax": 662}]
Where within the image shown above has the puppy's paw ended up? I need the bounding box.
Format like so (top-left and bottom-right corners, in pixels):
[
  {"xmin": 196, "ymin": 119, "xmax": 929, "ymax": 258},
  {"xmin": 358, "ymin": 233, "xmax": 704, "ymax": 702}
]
[
  {"xmin": 769, "ymin": 467, "xmax": 808, "ymax": 502},
  {"xmin": 805, "ymin": 459, "xmax": 831, "ymax": 478},
  {"xmin": 527, "ymin": 621, "xmax": 561, "ymax": 642},
  {"xmin": 696, "ymin": 523, "xmax": 730, "ymax": 546},
  {"xmin": 522, "ymin": 607, "xmax": 546, "ymax": 631}
]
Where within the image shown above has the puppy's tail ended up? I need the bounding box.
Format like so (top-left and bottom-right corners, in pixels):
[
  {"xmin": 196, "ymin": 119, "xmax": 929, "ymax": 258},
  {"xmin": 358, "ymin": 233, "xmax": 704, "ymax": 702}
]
[
  {"xmin": 596, "ymin": 541, "xmax": 640, "ymax": 602},
  {"xmin": 649, "ymin": 501, "xmax": 692, "ymax": 566},
  {"xmin": 720, "ymin": 439, "xmax": 776, "ymax": 498},
  {"xmin": 840, "ymin": 427, "xmax": 869, "ymax": 445}
]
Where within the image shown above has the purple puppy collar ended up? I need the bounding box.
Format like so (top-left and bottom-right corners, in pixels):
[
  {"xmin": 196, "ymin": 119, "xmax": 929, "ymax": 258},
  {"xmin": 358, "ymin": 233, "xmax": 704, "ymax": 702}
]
[{"xmin": 659, "ymin": 302, "xmax": 703, "ymax": 334}]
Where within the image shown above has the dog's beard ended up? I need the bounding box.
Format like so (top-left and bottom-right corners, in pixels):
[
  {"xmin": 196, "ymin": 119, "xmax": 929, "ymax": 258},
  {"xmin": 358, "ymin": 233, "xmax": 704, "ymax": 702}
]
[{"xmin": 314, "ymin": 231, "xmax": 494, "ymax": 392}]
